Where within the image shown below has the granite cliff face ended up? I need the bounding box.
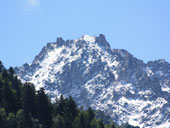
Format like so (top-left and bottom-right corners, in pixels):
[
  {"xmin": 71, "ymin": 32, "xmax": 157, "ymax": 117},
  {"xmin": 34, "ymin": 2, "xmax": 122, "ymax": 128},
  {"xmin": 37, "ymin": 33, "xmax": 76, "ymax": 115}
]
[{"xmin": 15, "ymin": 34, "xmax": 170, "ymax": 128}]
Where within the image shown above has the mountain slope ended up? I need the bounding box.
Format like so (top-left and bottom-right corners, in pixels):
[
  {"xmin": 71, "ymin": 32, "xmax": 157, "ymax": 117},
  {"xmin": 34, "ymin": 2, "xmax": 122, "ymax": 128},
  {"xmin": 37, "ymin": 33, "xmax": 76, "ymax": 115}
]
[{"xmin": 15, "ymin": 34, "xmax": 170, "ymax": 128}]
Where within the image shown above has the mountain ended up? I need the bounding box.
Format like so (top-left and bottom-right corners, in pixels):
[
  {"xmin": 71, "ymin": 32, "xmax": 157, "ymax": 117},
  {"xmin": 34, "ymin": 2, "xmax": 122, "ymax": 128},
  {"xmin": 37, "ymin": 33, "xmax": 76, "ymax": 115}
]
[{"xmin": 15, "ymin": 34, "xmax": 170, "ymax": 128}]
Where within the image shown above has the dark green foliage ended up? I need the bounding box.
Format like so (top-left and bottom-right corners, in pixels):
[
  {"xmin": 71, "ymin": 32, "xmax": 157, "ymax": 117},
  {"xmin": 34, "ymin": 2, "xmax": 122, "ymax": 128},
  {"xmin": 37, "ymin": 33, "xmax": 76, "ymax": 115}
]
[
  {"xmin": 57, "ymin": 95, "xmax": 65, "ymax": 116},
  {"xmin": 79, "ymin": 112, "xmax": 86, "ymax": 128},
  {"xmin": 87, "ymin": 107, "xmax": 95, "ymax": 122},
  {"xmin": 67, "ymin": 96, "xmax": 78, "ymax": 120},
  {"xmin": 16, "ymin": 109, "xmax": 27, "ymax": 128},
  {"xmin": 90, "ymin": 119, "xmax": 98, "ymax": 128},
  {"xmin": 98, "ymin": 120, "xmax": 105, "ymax": 128},
  {"xmin": 36, "ymin": 88, "xmax": 53, "ymax": 128},
  {"xmin": 6, "ymin": 113, "xmax": 17, "ymax": 128},
  {"xmin": 110, "ymin": 123, "xmax": 116, "ymax": 128},
  {"xmin": 52, "ymin": 115, "xmax": 64, "ymax": 128},
  {"xmin": 8, "ymin": 67, "xmax": 15, "ymax": 77},
  {"xmin": 119, "ymin": 123, "xmax": 140, "ymax": 128},
  {"xmin": 1, "ymin": 80, "xmax": 17, "ymax": 113},
  {"xmin": 22, "ymin": 83, "xmax": 36, "ymax": 116},
  {"xmin": 0, "ymin": 61, "xmax": 139, "ymax": 128},
  {"xmin": 0, "ymin": 108, "xmax": 6, "ymax": 128},
  {"xmin": 0, "ymin": 61, "xmax": 4, "ymax": 72},
  {"xmin": 2, "ymin": 69, "xmax": 8, "ymax": 79}
]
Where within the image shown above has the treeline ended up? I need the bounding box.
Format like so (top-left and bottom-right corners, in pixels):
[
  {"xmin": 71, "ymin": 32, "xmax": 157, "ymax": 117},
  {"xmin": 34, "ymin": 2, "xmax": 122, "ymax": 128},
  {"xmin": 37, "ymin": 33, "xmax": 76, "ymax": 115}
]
[{"xmin": 0, "ymin": 61, "xmax": 139, "ymax": 128}]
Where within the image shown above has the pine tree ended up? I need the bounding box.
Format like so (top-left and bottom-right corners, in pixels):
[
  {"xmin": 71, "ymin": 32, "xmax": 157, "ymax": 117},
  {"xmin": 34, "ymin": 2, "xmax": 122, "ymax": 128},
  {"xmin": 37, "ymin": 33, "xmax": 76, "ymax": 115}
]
[
  {"xmin": 0, "ymin": 108, "xmax": 6, "ymax": 128},
  {"xmin": 16, "ymin": 109, "xmax": 27, "ymax": 128},
  {"xmin": 6, "ymin": 112, "xmax": 17, "ymax": 128},
  {"xmin": 88, "ymin": 107, "xmax": 95, "ymax": 122},
  {"xmin": 57, "ymin": 95, "xmax": 66, "ymax": 116},
  {"xmin": 2, "ymin": 69, "xmax": 8, "ymax": 79},
  {"xmin": 110, "ymin": 123, "xmax": 116, "ymax": 128},
  {"xmin": 12, "ymin": 76, "xmax": 22, "ymax": 110},
  {"xmin": 0, "ymin": 61, "xmax": 4, "ymax": 72},
  {"xmin": 22, "ymin": 83, "xmax": 36, "ymax": 116},
  {"xmin": 0, "ymin": 79, "xmax": 2, "ymax": 106},
  {"xmin": 36, "ymin": 88, "xmax": 53, "ymax": 128},
  {"xmin": 1, "ymin": 81, "xmax": 17, "ymax": 113},
  {"xmin": 80, "ymin": 112, "xmax": 86, "ymax": 128},
  {"xmin": 98, "ymin": 120, "xmax": 105, "ymax": 128},
  {"xmin": 8, "ymin": 67, "xmax": 15, "ymax": 77},
  {"xmin": 90, "ymin": 119, "xmax": 98, "ymax": 128},
  {"xmin": 52, "ymin": 115, "xmax": 64, "ymax": 128},
  {"xmin": 67, "ymin": 96, "xmax": 78, "ymax": 120}
]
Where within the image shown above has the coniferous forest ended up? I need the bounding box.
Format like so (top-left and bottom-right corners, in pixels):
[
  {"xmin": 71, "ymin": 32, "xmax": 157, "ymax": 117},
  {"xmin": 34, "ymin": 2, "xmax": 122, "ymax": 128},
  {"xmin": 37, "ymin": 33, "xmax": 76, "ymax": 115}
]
[{"xmin": 0, "ymin": 61, "xmax": 139, "ymax": 128}]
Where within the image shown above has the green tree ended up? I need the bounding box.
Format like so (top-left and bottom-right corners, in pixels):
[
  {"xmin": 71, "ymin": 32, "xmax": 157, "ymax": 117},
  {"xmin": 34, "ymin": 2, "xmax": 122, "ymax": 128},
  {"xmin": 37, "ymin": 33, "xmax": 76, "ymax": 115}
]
[
  {"xmin": 1, "ymin": 81, "xmax": 17, "ymax": 113},
  {"xmin": 12, "ymin": 76, "xmax": 22, "ymax": 110},
  {"xmin": 8, "ymin": 67, "xmax": 15, "ymax": 77},
  {"xmin": 88, "ymin": 107, "xmax": 95, "ymax": 121},
  {"xmin": 36, "ymin": 88, "xmax": 53, "ymax": 128},
  {"xmin": 16, "ymin": 109, "xmax": 41, "ymax": 128},
  {"xmin": 73, "ymin": 112, "xmax": 86, "ymax": 128},
  {"xmin": 87, "ymin": 107, "xmax": 95, "ymax": 128},
  {"xmin": 90, "ymin": 119, "xmax": 98, "ymax": 128},
  {"xmin": 52, "ymin": 115, "xmax": 64, "ymax": 128},
  {"xmin": 22, "ymin": 83, "xmax": 36, "ymax": 116},
  {"xmin": 67, "ymin": 96, "xmax": 78, "ymax": 120},
  {"xmin": 110, "ymin": 123, "xmax": 116, "ymax": 128},
  {"xmin": 16, "ymin": 109, "xmax": 27, "ymax": 128},
  {"xmin": 57, "ymin": 95, "xmax": 66, "ymax": 116},
  {"xmin": 0, "ymin": 80, "xmax": 2, "ymax": 106},
  {"xmin": 80, "ymin": 112, "xmax": 86, "ymax": 128},
  {"xmin": 0, "ymin": 108, "xmax": 6, "ymax": 128},
  {"xmin": 0, "ymin": 61, "xmax": 4, "ymax": 72},
  {"xmin": 98, "ymin": 120, "xmax": 105, "ymax": 128},
  {"xmin": 31, "ymin": 118, "xmax": 41, "ymax": 128},
  {"xmin": 2, "ymin": 69, "xmax": 8, "ymax": 79},
  {"xmin": 62, "ymin": 96, "xmax": 78, "ymax": 128},
  {"xmin": 6, "ymin": 112, "xmax": 17, "ymax": 128}
]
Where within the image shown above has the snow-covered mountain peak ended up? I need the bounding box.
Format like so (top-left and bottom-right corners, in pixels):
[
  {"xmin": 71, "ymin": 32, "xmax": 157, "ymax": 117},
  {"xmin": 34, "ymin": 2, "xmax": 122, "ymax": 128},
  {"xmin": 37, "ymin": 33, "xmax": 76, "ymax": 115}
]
[
  {"xmin": 79, "ymin": 34, "xmax": 96, "ymax": 43},
  {"xmin": 15, "ymin": 34, "xmax": 170, "ymax": 128}
]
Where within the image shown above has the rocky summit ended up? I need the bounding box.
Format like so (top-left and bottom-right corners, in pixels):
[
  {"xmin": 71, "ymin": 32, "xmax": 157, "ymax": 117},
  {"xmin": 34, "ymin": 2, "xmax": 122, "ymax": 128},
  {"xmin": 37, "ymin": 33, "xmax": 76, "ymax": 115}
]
[{"xmin": 15, "ymin": 34, "xmax": 170, "ymax": 128}]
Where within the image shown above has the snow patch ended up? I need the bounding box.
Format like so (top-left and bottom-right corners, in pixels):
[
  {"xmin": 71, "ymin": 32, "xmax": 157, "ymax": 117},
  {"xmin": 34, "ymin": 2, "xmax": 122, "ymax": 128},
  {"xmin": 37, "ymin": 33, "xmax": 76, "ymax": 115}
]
[{"xmin": 78, "ymin": 35, "xmax": 96, "ymax": 43}]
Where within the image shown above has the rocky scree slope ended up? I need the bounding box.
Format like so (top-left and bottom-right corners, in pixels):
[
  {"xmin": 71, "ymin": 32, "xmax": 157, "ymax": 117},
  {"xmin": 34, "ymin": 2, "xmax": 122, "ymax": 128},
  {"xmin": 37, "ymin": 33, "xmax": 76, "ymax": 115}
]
[{"xmin": 15, "ymin": 34, "xmax": 170, "ymax": 128}]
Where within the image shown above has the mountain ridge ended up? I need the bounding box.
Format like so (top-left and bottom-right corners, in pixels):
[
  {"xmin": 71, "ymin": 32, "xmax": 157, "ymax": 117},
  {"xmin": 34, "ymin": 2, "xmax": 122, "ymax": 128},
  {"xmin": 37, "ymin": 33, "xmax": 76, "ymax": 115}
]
[{"xmin": 15, "ymin": 34, "xmax": 170, "ymax": 128}]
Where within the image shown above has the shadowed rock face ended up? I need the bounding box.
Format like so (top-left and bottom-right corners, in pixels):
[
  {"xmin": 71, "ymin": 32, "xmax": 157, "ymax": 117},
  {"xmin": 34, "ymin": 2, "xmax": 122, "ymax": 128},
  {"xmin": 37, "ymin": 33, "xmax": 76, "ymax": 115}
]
[{"xmin": 15, "ymin": 34, "xmax": 170, "ymax": 128}]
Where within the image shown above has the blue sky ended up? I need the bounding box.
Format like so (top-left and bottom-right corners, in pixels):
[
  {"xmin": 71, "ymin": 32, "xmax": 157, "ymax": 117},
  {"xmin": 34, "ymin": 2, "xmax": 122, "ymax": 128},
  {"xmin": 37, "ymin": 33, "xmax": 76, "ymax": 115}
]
[{"xmin": 0, "ymin": 0, "xmax": 170, "ymax": 68}]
